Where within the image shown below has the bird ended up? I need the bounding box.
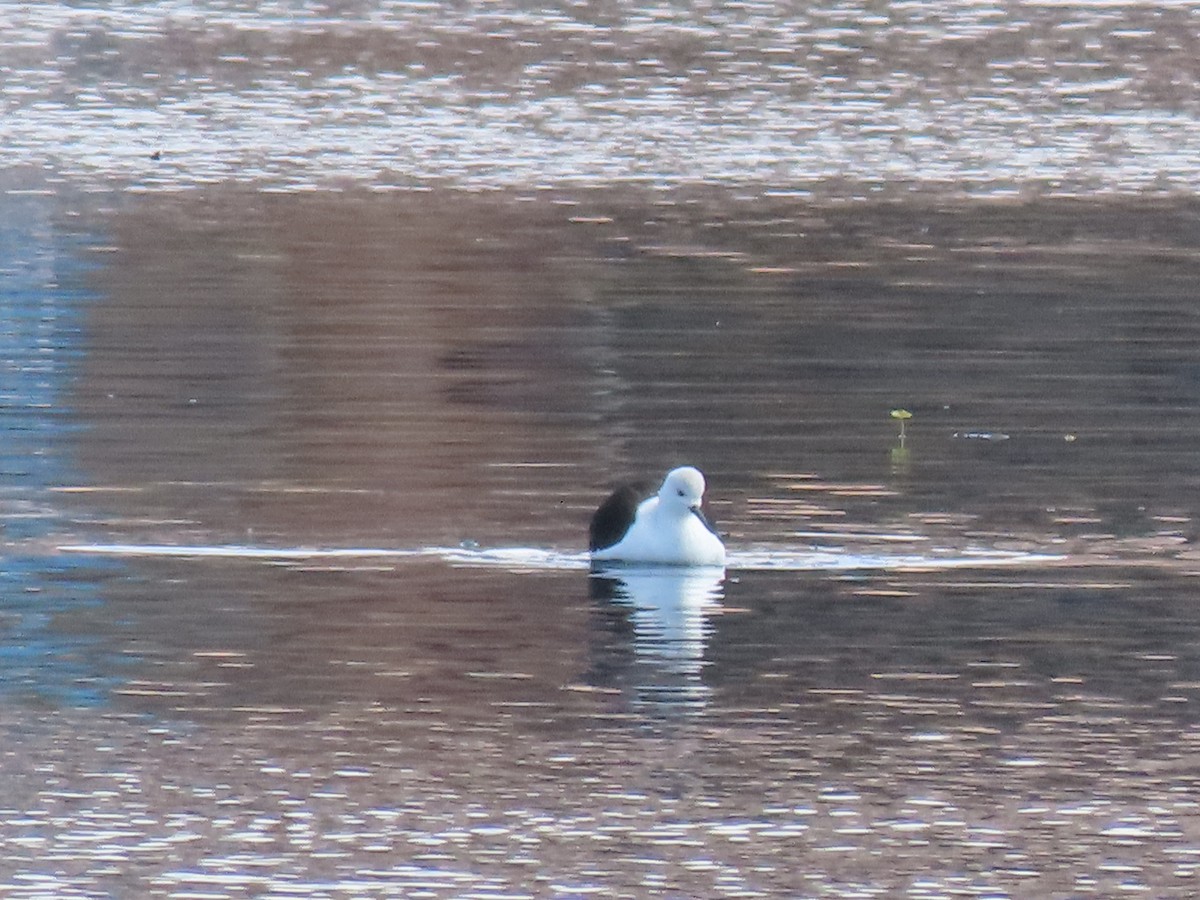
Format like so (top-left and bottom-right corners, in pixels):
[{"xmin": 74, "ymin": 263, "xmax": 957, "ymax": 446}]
[{"xmin": 589, "ymin": 466, "xmax": 726, "ymax": 566}]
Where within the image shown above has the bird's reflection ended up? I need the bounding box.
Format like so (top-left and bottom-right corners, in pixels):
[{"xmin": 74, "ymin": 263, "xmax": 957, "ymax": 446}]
[{"xmin": 587, "ymin": 566, "xmax": 725, "ymax": 714}]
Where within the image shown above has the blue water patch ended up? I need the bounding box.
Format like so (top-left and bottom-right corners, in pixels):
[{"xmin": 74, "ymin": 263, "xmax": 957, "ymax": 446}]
[
  {"xmin": 0, "ymin": 188, "xmax": 128, "ymax": 707},
  {"xmin": 0, "ymin": 554, "xmax": 130, "ymax": 707}
]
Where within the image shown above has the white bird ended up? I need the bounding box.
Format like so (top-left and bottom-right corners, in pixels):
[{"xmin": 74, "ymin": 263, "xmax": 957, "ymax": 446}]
[{"xmin": 589, "ymin": 466, "xmax": 726, "ymax": 567}]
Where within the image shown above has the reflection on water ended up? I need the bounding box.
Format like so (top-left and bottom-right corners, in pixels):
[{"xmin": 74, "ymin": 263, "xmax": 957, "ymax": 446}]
[
  {"xmin": 0, "ymin": 192, "xmax": 123, "ymax": 707},
  {"xmin": 589, "ymin": 565, "xmax": 724, "ymax": 711},
  {"xmin": 8, "ymin": 170, "xmax": 1200, "ymax": 893},
  {"xmin": 47, "ymin": 188, "xmax": 1200, "ymax": 562}
]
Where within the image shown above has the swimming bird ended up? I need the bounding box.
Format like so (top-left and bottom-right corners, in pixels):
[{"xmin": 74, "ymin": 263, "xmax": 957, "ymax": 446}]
[{"xmin": 589, "ymin": 466, "xmax": 726, "ymax": 566}]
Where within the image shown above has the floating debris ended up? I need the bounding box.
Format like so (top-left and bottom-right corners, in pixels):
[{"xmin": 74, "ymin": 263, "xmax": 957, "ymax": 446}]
[{"xmin": 953, "ymin": 431, "xmax": 1011, "ymax": 441}]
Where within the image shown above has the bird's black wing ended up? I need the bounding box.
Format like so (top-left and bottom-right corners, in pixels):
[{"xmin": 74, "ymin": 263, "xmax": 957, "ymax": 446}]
[{"xmin": 588, "ymin": 481, "xmax": 652, "ymax": 551}]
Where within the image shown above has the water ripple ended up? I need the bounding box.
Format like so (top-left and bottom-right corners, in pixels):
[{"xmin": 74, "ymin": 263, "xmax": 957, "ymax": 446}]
[
  {"xmin": 3, "ymin": 2, "xmax": 1200, "ymax": 193},
  {"xmin": 58, "ymin": 541, "xmax": 1063, "ymax": 572}
]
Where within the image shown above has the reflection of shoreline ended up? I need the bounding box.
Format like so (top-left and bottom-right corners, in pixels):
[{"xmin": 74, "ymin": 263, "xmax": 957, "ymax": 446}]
[
  {"xmin": 587, "ymin": 566, "xmax": 725, "ymax": 712},
  {"xmin": 60, "ymin": 187, "xmax": 1200, "ymax": 560},
  {"xmin": 69, "ymin": 191, "xmax": 605, "ymax": 552}
]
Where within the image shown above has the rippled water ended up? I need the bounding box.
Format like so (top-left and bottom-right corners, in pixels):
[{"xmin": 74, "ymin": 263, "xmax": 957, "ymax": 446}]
[
  {"xmin": 7, "ymin": 3, "xmax": 1200, "ymax": 898},
  {"xmin": 5, "ymin": 0, "xmax": 1200, "ymax": 194}
]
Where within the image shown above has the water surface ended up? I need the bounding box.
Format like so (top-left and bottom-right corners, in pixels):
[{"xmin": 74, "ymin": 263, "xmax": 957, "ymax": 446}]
[
  {"xmin": 2, "ymin": 185, "xmax": 1199, "ymax": 898},
  {"xmin": 5, "ymin": 0, "xmax": 1200, "ymax": 194},
  {"xmin": 5, "ymin": 3, "xmax": 1200, "ymax": 897}
]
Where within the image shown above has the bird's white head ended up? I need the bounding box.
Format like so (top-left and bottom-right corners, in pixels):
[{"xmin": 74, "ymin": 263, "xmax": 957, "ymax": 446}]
[{"xmin": 658, "ymin": 466, "xmax": 707, "ymax": 512}]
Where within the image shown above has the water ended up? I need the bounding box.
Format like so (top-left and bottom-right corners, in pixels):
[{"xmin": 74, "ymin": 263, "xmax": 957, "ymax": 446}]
[
  {"xmin": 10, "ymin": 190, "xmax": 1200, "ymax": 900},
  {"xmin": 5, "ymin": 1, "xmax": 1200, "ymax": 194},
  {"xmin": 6, "ymin": 2, "xmax": 1200, "ymax": 897}
]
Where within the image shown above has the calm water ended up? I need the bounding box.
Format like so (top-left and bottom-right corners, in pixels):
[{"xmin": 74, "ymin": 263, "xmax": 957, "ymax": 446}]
[{"xmin": 6, "ymin": 3, "xmax": 1200, "ymax": 898}]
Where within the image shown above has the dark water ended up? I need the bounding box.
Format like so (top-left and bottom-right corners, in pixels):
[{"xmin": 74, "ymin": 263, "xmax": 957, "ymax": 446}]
[{"xmin": 7, "ymin": 2, "xmax": 1200, "ymax": 897}]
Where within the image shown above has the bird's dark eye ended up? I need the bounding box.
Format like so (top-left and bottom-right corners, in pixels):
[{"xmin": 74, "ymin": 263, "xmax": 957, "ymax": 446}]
[{"xmin": 677, "ymin": 489, "xmax": 685, "ymax": 497}]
